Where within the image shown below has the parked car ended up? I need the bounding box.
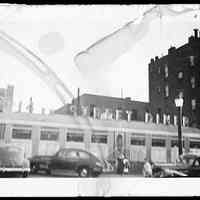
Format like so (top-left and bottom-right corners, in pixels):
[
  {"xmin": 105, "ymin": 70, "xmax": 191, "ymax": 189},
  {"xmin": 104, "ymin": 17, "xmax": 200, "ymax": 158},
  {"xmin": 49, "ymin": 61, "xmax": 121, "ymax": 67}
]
[
  {"xmin": 29, "ymin": 148, "xmax": 103, "ymax": 177},
  {"xmin": 152, "ymin": 153, "xmax": 200, "ymax": 177},
  {"xmin": 0, "ymin": 144, "xmax": 30, "ymax": 177}
]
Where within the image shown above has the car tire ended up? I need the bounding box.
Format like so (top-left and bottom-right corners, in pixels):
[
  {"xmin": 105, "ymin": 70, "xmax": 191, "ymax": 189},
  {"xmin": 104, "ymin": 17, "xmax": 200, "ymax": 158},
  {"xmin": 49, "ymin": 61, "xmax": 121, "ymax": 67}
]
[
  {"xmin": 22, "ymin": 172, "xmax": 29, "ymax": 178},
  {"xmin": 46, "ymin": 166, "xmax": 52, "ymax": 175},
  {"xmin": 92, "ymin": 171, "xmax": 100, "ymax": 177},
  {"xmin": 31, "ymin": 163, "xmax": 39, "ymax": 174},
  {"xmin": 159, "ymin": 171, "xmax": 165, "ymax": 178},
  {"xmin": 78, "ymin": 167, "xmax": 90, "ymax": 177}
]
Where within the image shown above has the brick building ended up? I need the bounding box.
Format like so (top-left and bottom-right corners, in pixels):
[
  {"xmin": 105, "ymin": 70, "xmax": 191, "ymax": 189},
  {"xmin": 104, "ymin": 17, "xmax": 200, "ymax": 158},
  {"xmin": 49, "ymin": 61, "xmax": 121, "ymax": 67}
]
[
  {"xmin": 149, "ymin": 29, "xmax": 200, "ymax": 128},
  {"xmin": 55, "ymin": 93, "xmax": 150, "ymax": 122}
]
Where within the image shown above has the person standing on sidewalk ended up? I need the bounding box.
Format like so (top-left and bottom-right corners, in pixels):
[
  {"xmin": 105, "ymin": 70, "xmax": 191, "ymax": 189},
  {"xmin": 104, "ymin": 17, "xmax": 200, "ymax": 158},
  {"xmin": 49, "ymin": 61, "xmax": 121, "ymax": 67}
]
[
  {"xmin": 123, "ymin": 156, "xmax": 130, "ymax": 175},
  {"xmin": 117, "ymin": 153, "xmax": 124, "ymax": 175},
  {"xmin": 143, "ymin": 158, "xmax": 153, "ymax": 177}
]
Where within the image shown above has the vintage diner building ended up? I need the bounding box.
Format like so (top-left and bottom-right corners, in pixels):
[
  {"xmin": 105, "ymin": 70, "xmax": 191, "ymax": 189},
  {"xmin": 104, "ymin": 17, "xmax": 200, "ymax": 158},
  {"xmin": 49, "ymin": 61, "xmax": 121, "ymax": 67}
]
[{"xmin": 0, "ymin": 112, "xmax": 200, "ymax": 164}]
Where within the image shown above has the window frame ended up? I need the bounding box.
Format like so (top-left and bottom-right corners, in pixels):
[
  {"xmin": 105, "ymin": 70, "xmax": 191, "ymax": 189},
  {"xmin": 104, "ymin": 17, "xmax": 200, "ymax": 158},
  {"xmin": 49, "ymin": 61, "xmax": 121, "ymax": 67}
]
[
  {"xmin": 66, "ymin": 132, "xmax": 84, "ymax": 142},
  {"xmin": 91, "ymin": 134, "xmax": 108, "ymax": 144},
  {"xmin": 152, "ymin": 138, "xmax": 166, "ymax": 147},
  {"xmin": 12, "ymin": 128, "xmax": 32, "ymax": 140}
]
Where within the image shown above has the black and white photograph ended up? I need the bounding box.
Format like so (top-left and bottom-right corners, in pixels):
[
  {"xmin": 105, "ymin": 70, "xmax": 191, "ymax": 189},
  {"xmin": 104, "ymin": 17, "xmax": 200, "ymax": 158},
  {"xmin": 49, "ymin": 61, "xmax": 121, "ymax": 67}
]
[{"xmin": 0, "ymin": 3, "xmax": 200, "ymax": 196}]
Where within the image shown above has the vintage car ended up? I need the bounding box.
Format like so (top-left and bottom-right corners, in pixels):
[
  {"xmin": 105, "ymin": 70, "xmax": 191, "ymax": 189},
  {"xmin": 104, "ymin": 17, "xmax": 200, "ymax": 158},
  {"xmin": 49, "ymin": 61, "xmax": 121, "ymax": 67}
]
[
  {"xmin": 29, "ymin": 148, "xmax": 103, "ymax": 177},
  {"xmin": 0, "ymin": 144, "xmax": 30, "ymax": 177},
  {"xmin": 152, "ymin": 153, "xmax": 200, "ymax": 177}
]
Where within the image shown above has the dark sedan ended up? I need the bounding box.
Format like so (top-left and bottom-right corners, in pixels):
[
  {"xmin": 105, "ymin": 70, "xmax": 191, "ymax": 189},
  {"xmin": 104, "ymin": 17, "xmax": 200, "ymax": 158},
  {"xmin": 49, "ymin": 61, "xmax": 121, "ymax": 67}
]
[
  {"xmin": 152, "ymin": 153, "xmax": 200, "ymax": 177},
  {"xmin": 29, "ymin": 148, "xmax": 103, "ymax": 177},
  {"xmin": 0, "ymin": 144, "xmax": 30, "ymax": 177}
]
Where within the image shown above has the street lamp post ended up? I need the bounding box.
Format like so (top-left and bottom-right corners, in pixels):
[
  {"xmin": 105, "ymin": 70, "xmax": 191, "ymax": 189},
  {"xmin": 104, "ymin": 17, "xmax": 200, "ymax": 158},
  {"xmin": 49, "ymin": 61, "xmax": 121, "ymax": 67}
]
[{"xmin": 175, "ymin": 97, "xmax": 184, "ymax": 156}]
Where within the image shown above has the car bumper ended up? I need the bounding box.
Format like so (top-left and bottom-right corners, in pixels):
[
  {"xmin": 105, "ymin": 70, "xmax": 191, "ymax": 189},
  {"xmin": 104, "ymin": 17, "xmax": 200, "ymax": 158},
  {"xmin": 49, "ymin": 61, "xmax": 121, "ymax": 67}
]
[{"xmin": 0, "ymin": 168, "xmax": 30, "ymax": 173}]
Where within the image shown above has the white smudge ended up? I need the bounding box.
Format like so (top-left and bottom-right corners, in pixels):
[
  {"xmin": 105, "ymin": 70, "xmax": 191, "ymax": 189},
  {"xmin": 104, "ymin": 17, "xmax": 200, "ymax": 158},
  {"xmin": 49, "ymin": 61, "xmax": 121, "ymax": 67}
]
[
  {"xmin": 74, "ymin": 5, "xmax": 198, "ymax": 76},
  {"xmin": 0, "ymin": 29, "xmax": 73, "ymax": 104}
]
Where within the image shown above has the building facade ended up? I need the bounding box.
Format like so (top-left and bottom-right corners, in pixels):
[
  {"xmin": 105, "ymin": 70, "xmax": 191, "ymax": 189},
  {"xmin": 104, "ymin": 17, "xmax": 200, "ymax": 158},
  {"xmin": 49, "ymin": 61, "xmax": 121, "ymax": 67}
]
[
  {"xmin": 55, "ymin": 93, "xmax": 150, "ymax": 122},
  {"xmin": 149, "ymin": 29, "xmax": 200, "ymax": 128},
  {"xmin": 0, "ymin": 85, "xmax": 14, "ymax": 113},
  {"xmin": 0, "ymin": 112, "xmax": 200, "ymax": 164}
]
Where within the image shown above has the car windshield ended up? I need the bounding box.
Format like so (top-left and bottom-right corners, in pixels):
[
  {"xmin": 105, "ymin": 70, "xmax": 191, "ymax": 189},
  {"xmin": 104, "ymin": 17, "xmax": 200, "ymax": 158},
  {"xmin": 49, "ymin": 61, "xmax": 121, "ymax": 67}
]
[{"xmin": 0, "ymin": 146, "xmax": 24, "ymax": 166}]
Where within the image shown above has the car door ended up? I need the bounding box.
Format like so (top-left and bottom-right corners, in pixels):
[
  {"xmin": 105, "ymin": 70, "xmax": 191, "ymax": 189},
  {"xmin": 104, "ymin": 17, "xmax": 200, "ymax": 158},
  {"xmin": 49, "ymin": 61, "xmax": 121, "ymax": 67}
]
[
  {"xmin": 78, "ymin": 151, "xmax": 91, "ymax": 167},
  {"xmin": 50, "ymin": 149, "xmax": 66, "ymax": 173},
  {"xmin": 61, "ymin": 150, "xmax": 80, "ymax": 174},
  {"xmin": 188, "ymin": 158, "xmax": 200, "ymax": 177}
]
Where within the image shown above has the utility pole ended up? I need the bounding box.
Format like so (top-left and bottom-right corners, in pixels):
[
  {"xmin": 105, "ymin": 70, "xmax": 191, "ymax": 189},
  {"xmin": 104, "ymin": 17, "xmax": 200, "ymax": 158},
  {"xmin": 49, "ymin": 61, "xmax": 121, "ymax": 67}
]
[
  {"xmin": 77, "ymin": 88, "xmax": 80, "ymax": 116},
  {"xmin": 121, "ymin": 88, "xmax": 123, "ymax": 99},
  {"xmin": 175, "ymin": 97, "xmax": 184, "ymax": 156}
]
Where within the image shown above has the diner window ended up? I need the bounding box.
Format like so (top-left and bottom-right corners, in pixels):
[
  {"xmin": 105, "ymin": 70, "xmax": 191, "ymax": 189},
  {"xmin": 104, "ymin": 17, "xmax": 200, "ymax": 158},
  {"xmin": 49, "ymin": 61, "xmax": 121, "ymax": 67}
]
[
  {"xmin": 91, "ymin": 134, "xmax": 107, "ymax": 144},
  {"xmin": 165, "ymin": 85, "xmax": 169, "ymax": 97},
  {"xmin": 12, "ymin": 128, "xmax": 32, "ymax": 139},
  {"xmin": 152, "ymin": 138, "xmax": 166, "ymax": 147},
  {"xmin": 66, "ymin": 132, "xmax": 84, "ymax": 142},
  {"xmin": 40, "ymin": 131, "xmax": 59, "ymax": 141},
  {"xmin": 130, "ymin": 136, "xmax": 145, "ymax": 146},
  {"xmin": 171, "ymin": 139, "xmax": 185, "ymax": 148},
  {"xmin": 178, "ymin": 71, "xmax": 183, "ymax": 79},
  {"xmin": 190, "ymin": 140, "xmax": 200, "ymax": 149},
  {"xmin": 191, "ymin": 77, "xmax": 195, "ymax": 88},
  {"xmin": 192, "ymin": 99, "xmax": 196, "ymax": 110},
  {"xmin": 164, "ymin": 64, "xmax": 168, "ymax": 78}
]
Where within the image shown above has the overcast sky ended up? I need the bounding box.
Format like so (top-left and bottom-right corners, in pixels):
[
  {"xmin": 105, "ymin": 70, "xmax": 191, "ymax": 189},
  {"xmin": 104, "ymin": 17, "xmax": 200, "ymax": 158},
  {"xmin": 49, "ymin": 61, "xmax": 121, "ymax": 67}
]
[{"xmin": 0, "ymin": 4, "xmax": 199, "ymax": 113}]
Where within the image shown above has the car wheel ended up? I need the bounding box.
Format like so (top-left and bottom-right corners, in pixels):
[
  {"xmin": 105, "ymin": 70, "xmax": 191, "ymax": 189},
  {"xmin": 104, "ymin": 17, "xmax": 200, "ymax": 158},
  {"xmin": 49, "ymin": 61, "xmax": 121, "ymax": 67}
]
[
  {"xmin": 22, "ymin": 172, "xmax": 29, "ymax": 178},
  {"xmin": 31, "ymin": 163, "xmax": 39, "ymax": 174},
  {"xmin": 78, "ymin": 167, "xmax": 89, "ymax": 177},
  {"xmin": 92, "ymin": 172, "xmax": 100, "ymax": 177},
  {"xmin": 159, "ymin": 171, "xmax": 165, "ymax": 178},
  {"xmin": 46, "ymin": 166, "xmax": 52, "ymax": 175}
]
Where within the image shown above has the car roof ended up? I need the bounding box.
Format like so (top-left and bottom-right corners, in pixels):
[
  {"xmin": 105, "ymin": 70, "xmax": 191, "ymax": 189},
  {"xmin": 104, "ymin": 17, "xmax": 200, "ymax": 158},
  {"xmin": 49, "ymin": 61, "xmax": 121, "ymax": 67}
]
[
  {"xmin": 59, "ymin": 148, "xmax": 99, "ymax": 159},
  {"xmin": 60, "ymin": 148, "xmax": 91, "ymax": 154}
]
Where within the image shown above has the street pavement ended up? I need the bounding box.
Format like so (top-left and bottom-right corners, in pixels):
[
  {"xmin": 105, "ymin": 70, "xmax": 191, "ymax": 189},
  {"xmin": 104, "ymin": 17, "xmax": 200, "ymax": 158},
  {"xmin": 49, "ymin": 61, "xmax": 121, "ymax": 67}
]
[{"xmin": 29, "ymin": 171, "xmax": 143, "ymax": 178}]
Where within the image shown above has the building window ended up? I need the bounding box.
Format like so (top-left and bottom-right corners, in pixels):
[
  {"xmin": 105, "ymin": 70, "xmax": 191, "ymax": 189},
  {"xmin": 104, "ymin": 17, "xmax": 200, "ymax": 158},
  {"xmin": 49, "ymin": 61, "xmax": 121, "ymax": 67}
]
[
  {"xmin": 164, "ymin": 64, "xmax": 168, "ymax": 78},
  {"xmin": 66, "ymin": 132, "xmax": 84, "ymax": 142},
  {"xmin": 190, "ymin": 140, "xmax": 200, "ymax": 149},
  {"xmin": 192, "ymin": 99, "xmax": 196, "ymax": 110},
  {"xmin": 165, "ymin": 85, "xmax": 169, "ymax": 97},
  {"xmin": 190, "ymin": 56, "xmax": 194, "ymax": 66},
  {"xmin": 158, "ymin": 66, "xmax": 161, "ymax": 74},
  {"xmin": 166, "ymin": 114, "xmax": 170, "ymax": 125},
  {"xmin": 178, "ymin": 91, "xmax": 184, "ymax": 98},
  {"xmin": 130, "ymin": 136, "xmax": 145, "ymax": 146},
  {"xmin": 191, "ymin": 77, "xmax": 195, "ymax": 88},
  {"xmin": 178, "ymin": 71, "xmax": 183, "ymax": 79},
  {"xmin": 152, "ymin": 138, "xmax": 166, "ymax": 147},
  {"xmin": 12, "ymin": 128, "xmax": 32, "ymax": 139},
  {"xmin": 40, "ymin": 131, "xmax": 59, "ymax": 141},
  {"xmin": 157, "ymin": 86, "xmax": 161, "ymax": 94},
  {"xmin": 91, "ymin": 134, "xmax": 107, "ymax": 144}
]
